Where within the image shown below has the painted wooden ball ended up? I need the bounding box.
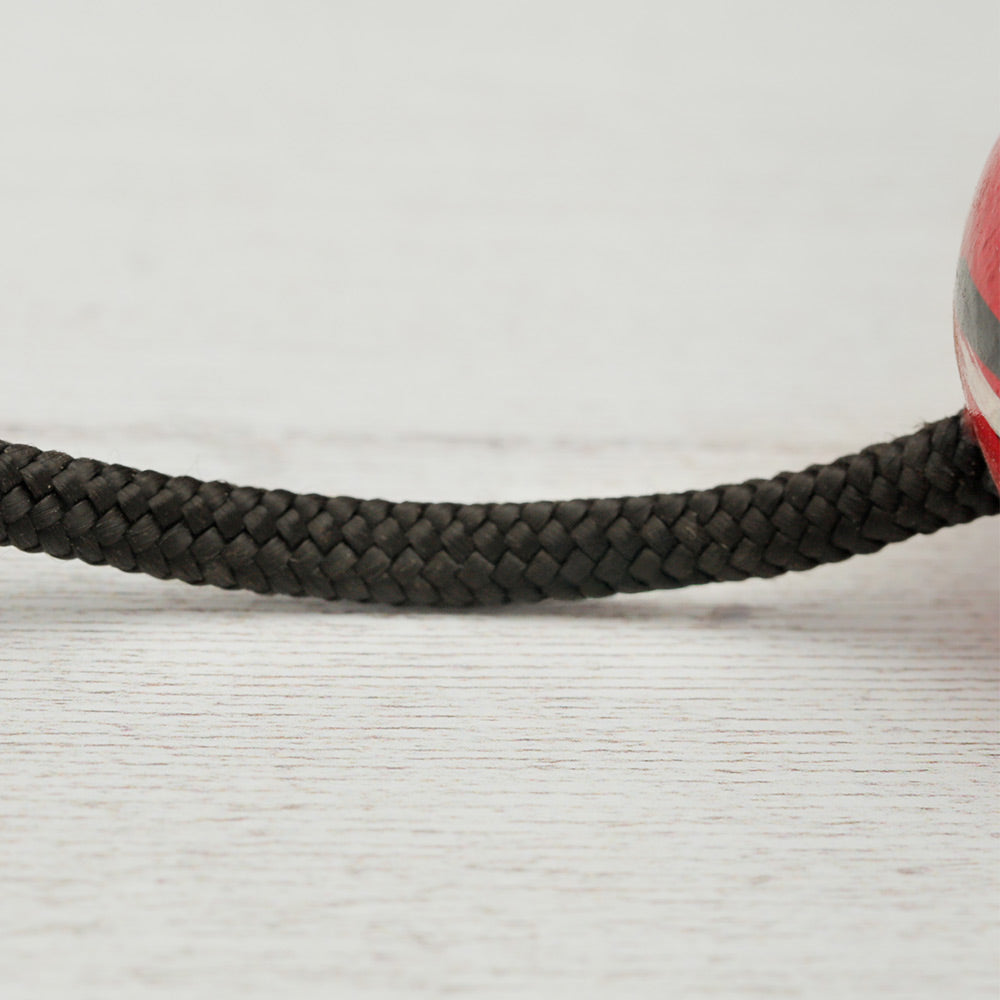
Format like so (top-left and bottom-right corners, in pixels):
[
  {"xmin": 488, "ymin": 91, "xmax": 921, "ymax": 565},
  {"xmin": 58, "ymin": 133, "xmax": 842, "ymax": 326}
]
[{"xmin": 955, "ymin": 137, "xmax": 1000, "ymax": 488}]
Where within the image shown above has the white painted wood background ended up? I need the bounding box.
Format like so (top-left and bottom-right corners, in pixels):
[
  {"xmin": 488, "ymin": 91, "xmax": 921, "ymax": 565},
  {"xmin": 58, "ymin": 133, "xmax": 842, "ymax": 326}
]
[{"xmin": 0, "ymin": 2, "xmax": 997, "ymax": 997}]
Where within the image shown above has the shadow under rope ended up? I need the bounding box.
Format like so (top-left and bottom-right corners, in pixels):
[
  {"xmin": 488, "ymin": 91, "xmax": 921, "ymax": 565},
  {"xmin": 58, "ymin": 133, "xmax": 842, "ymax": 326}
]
[{"xmin": 1, "ymin": 523, "xmax": 996, "ymax": 669}]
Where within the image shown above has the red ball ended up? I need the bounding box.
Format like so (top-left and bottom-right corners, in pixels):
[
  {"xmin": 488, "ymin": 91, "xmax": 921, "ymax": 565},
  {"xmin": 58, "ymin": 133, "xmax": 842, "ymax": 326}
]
[{"xmin": 955, "ymin": 138, "xmax": 1000, "ymax": 489}]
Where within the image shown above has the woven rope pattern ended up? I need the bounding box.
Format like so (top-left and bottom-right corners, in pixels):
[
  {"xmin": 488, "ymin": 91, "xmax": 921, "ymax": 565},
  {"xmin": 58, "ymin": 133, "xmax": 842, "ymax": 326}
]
[{"xmin": 0, "ymin": 413, "xmax": 995, "ymax": 606}]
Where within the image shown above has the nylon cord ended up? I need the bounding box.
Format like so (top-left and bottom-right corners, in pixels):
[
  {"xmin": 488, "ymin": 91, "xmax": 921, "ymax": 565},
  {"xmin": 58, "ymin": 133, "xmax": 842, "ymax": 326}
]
[{"xmin": 0, "ymin": 412, "xmax": 996, "ymax": 606}]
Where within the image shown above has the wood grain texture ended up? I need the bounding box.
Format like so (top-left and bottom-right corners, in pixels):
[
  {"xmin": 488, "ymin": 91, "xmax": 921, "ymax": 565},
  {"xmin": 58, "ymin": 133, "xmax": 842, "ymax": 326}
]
[
  {"xmin": 0, "ymin": 2, "xmax": 998, "ymax": 997},
  {"xmin": 1, "ymin": 435, "xmax": 997, "ymax": 999}
]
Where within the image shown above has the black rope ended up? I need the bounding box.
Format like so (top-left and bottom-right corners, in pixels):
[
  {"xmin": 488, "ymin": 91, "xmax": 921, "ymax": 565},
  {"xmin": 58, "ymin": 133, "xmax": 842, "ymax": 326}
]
[{"xmin": 0, "ymin": 412, "xmax": 995, "ymax": 606}]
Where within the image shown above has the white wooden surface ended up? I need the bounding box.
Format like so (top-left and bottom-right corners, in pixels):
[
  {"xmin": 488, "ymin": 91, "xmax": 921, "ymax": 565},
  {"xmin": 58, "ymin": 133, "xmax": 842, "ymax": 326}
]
[{"xmin": 0, "ymin": 3, "xmax": 998, "ymax": 997}]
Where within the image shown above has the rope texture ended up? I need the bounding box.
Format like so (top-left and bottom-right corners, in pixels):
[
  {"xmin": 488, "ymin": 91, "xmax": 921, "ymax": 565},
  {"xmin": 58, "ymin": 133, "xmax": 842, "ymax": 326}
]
[{"xmin": 0, "ymin": 413, "xmax": 996, "ymax": 606}]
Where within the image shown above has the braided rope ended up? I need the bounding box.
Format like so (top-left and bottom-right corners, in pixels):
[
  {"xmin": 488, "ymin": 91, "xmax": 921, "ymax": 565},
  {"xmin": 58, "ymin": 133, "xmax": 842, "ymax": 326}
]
[{"xmin": 0, "ymin": 413, "xmax": 995, "ymax": 606}]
